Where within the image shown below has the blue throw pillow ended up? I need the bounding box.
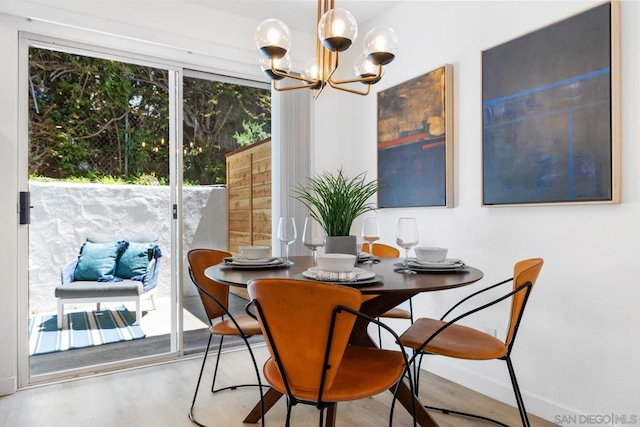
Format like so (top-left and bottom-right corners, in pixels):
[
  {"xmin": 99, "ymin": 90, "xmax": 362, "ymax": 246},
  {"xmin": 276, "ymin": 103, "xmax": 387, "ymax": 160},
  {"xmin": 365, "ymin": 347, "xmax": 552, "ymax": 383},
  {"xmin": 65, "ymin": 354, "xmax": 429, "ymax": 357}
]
[
  {"xmin": 116, "ymin": 242, "xmax": 157, "ymax": 279},
  {"xmin": 73, "ymin": 241, "xmax": 128, "ymax": 281}
]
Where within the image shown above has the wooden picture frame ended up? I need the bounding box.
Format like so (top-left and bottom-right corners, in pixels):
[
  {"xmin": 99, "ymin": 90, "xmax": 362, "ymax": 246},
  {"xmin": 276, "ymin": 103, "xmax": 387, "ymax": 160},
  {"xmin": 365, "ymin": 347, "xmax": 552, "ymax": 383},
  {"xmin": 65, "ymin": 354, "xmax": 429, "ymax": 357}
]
[
  {"xmin": 482, "ymin": 1, "xmax": 620, "ymax": 206},
  {"xmin": 377, "ymin": 65, "xmax": 453, "ymax": 208}
]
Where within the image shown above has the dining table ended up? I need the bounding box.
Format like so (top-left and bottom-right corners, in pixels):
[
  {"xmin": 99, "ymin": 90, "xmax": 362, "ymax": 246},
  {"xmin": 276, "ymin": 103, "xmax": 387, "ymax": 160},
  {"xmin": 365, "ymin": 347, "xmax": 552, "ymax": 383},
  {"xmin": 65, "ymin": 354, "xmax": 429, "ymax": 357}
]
[{"xmin": 205, "ymin": 255, "xmax": 484, "ymax": 427}]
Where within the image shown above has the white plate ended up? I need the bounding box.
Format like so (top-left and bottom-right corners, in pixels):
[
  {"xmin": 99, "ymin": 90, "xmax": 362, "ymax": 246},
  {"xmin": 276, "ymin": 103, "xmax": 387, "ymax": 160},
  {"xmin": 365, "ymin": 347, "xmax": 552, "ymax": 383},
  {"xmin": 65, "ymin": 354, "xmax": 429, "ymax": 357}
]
[
  {"xmin": 224, "ymin": 257, "xmax": 282, "ymax": 266},
  {"xmin": 409, "ymin": 258, "xmax": 464, "ymax": 268},
  {"xmin": 406, "ymin": 263, "xmax": 465, "ymax": 271},
  {"xmin": 303, "ymin": 267, "xmax": 375, "ymax": 282}
]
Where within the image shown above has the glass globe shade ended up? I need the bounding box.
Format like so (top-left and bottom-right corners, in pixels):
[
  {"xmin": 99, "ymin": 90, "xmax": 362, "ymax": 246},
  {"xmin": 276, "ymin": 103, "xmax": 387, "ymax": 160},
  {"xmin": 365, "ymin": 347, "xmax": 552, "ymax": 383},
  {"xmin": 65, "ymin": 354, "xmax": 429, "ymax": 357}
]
[
  {"xmin": 364, "ymin": 27, "xmax": 399, "ymax": 65},
  {"xmin": 318, "ymin": 8, "xmax": 357, "ymax": 52},
  {"xmin": 259, "ymin": 54, "xmax": 291, "ymax": 80},
  {"xmin": 354, "ymin": 53, "xmax": 382, "ymax": 84},
  {"xmin": 255, "ymin": 19, "xmax": 291, "ymax": 59},
  {"xmin": 301, "ymin": 58, "xmax": 320, "ymax": 82}
]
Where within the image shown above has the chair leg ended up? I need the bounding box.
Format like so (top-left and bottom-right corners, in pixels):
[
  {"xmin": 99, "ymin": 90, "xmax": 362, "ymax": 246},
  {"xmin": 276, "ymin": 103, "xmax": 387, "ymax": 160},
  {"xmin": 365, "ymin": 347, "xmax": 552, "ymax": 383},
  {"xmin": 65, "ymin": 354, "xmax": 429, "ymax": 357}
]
[
  {"xmin": 207, "ymin": 334, "xmax": 268, "ymax": 396},
  {"xmin": 210, "ymin": 335, "xmax": 225, "ymax": 393},
  {"xmin": 209, "ymin": 334, "xmax": 265, "ymax": 395},
  {"xmin": 285, "ymin": 397, "xmax": 293, "ymax": 427},
  {"xmin": 135, "ymin": 299, "xmax": 141, "ymax": 325},
  {"xmin": 57, "ymin": 300, "xmax": 64, "ymax": 330},
  {"xmin": 318, "ymin": 405, "xmax": 324, "ymax": 427},
  {"xmin": 188, "ymin": 334, "xmax": 213, "ymax": 427},
  {"xmin": 188, "ymin": 333, "xmax": 266, "ymax": 427},
  {"xmin": 408, "ymin": 298, "xmax": 414, "ymax": 324},
  {"xmin": 506, "ymin": 356, "xmax": 530, "ymax": 427},
  {"xmin": 413, "ymin": 352, "xmax": 510, "ymax": 427},
  {"xmin": 414, "ymin": 352, "xmax": 424, "ymax": 396},
  {"xmin": 391, "ymin": 374, "xmax": 417, "ymax": 427},
  {"xmin": 324, "ymin": 403, "xmax": 337, "ymax": 427},
  {"xmin": 243, "ymin": 335, "xmax": 267, "ymax": 427}
]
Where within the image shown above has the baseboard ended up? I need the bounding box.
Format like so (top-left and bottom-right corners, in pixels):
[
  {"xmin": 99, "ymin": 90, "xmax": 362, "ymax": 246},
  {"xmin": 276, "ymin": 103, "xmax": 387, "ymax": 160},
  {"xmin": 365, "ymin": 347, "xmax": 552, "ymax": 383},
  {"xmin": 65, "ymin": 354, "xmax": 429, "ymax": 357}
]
[
  {"xmin": 0, "ymin": 376, "xmax": 17, "ymax": 396},
  {"xmin": 424, "ymin": 358, "xmax": 578, "ymax": 424}
]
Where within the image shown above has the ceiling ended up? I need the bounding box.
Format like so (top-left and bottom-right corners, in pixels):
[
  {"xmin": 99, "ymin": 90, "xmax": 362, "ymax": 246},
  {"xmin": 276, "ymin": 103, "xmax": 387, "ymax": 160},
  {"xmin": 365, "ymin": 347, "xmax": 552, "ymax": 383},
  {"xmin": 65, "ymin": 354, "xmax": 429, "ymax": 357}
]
[{"xmin": 185, "ymin": 0, "xmax": 402, "ymax": 33}]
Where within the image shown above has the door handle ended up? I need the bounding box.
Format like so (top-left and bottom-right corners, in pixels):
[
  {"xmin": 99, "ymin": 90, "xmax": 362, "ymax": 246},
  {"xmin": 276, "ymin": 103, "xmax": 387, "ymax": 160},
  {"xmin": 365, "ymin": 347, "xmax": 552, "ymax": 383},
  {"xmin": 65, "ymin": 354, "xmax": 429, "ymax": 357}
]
[{"xmin": 20, "ymin": 191, "xmax": 33, "ymax": 225}]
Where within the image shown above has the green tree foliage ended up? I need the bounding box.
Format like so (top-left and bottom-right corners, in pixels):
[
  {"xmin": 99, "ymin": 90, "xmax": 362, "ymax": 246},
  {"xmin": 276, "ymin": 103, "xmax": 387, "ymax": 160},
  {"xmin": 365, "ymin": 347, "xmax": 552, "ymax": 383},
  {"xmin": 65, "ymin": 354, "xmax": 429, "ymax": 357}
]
[
  {"xmin": 28, "ymin": 48, "xmax": 271, "ymax": 185},
  {"xmin": 182, "ymin": 78, "xmax": 271, "ymax": 184},
  {"xmin": 233, "ymin": 120, "xmax": 270, "ymax": 147}
]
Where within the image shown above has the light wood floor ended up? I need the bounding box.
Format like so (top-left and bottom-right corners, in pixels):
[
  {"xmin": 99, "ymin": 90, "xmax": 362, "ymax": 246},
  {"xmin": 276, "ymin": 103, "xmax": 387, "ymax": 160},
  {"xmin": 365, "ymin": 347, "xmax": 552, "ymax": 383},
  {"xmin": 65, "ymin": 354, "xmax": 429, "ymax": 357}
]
[{"xmin": 1, "ymin": 345, "xmax": 557, "ymax": 427}]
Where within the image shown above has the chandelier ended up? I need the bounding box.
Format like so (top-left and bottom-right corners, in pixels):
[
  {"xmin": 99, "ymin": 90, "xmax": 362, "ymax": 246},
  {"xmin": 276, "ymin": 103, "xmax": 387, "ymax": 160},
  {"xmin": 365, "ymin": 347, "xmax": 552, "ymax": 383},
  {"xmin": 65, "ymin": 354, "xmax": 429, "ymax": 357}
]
[{"xmin": 255, "ymin": 0, "xmax": 399, "ymax": 98}]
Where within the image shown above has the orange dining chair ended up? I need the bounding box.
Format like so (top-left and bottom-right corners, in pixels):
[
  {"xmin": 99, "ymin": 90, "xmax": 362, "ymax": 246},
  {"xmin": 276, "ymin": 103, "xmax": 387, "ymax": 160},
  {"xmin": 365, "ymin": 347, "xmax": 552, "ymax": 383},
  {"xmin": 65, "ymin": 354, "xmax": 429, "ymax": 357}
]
[
  {"xmin": 398, "ymin": 258, "xmax": 544, "ymax": 427},
  {"xmin": 246, "ymin": 278, "xmax": 415, "ymax": 427},
  {"xmin": 362, "ymin": 242, "xmax": 401, "ymax": 258},
  {"xmin": 187, "ymin": 249, "xmax": 266, "ymax": 427},
  {"xmin": 362, "ymin": 243, "xmax": 413, "ymax": 346}
]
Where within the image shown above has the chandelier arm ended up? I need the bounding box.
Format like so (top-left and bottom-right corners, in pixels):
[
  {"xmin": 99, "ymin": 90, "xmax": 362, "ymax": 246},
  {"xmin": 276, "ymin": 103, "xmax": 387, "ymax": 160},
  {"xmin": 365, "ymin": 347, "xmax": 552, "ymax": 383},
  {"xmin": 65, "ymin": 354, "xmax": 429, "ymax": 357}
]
[
  {"xmin": 273, "ymin": 79, "xmax": 321, "ymax": 92},
  {"xmin": 327, "ymin": 80, "xmax": 371, "ymax": 96},
  {"xmin": 329, "ymin": 64, "xmax": 383, "ymax": 85},
  {"xmin": 323, "ymin": 50, "xmax": 338, "ymax": 83},
  {"xmin": 270, "ymin": 62, "xmax": 322, "ymax": 92},
  {"xmin": 312, "ymin": 85, "xmax": 326, "ymax": 100}
]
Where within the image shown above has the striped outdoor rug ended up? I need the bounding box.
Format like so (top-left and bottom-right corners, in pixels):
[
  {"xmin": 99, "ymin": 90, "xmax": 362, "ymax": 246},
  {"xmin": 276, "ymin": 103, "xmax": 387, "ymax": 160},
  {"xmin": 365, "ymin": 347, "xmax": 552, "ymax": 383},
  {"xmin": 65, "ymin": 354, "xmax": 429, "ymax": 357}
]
[{"xmin": 28, "ymin": 307, "xmax": 146, "ymax": 356}]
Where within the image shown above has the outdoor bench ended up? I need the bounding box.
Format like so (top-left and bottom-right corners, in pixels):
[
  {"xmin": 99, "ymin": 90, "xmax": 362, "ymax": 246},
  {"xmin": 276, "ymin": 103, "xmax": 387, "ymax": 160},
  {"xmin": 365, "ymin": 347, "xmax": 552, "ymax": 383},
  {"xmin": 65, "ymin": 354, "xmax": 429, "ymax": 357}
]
[{"xmin": 55, "ymin": 239, "xmax": 161, "ymax": 329}]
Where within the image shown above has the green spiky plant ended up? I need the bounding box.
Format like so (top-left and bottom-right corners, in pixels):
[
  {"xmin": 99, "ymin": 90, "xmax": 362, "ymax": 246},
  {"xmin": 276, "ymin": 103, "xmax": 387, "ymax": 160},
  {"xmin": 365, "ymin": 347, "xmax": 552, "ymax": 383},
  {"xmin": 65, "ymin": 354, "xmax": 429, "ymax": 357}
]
[{"xmin": 293, "ymin": 168, "xmax": 379, "ymax": 236}]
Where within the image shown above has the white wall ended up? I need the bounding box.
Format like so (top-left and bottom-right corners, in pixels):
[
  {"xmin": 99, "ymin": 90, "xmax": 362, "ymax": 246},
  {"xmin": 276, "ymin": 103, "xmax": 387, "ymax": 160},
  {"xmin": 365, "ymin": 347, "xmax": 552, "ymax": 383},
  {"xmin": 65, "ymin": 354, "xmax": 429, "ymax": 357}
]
[{"xmin": 312, "ymin": 0, "xmax": 640, "ymax": 423}]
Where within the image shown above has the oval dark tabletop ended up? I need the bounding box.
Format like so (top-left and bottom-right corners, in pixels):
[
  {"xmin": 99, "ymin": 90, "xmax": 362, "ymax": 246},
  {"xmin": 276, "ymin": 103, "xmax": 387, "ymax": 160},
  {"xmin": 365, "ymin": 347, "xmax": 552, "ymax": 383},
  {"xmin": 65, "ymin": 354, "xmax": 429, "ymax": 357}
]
[{"xmin": 204, "ymin": 255, "xmax": 483, "ymax": 295}]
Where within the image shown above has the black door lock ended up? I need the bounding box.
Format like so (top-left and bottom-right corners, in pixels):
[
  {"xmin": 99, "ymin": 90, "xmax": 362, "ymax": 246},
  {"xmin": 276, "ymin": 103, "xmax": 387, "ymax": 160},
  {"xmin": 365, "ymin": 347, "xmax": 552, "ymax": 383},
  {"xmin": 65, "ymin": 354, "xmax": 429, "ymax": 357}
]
[{"xmin": 19, "ymin": 191, "xmax": 33, "ymax": 225}]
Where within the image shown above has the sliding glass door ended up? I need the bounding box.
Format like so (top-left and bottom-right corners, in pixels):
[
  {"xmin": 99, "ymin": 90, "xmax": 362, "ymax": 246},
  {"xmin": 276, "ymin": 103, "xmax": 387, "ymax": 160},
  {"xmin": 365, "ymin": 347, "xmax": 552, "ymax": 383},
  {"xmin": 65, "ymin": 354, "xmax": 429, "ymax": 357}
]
[
  {"xmin": 22, "ymin": 40, "xmax": 179, "ymax": 383},
  {"xmin": 180, "ymin": 70, "xmax": 271, "ymax": 354},
  {"xmin": 18, "ymin": 37, "xmax": 271, "ymax": 386}
]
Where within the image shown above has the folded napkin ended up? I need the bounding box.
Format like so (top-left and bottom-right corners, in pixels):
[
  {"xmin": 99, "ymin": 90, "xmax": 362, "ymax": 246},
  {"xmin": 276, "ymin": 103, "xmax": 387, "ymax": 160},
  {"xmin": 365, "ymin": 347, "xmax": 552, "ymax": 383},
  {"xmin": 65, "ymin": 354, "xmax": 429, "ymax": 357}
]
[{"xmin": 310, "ymin": 269, "xmax": 359, "ymax": 281}]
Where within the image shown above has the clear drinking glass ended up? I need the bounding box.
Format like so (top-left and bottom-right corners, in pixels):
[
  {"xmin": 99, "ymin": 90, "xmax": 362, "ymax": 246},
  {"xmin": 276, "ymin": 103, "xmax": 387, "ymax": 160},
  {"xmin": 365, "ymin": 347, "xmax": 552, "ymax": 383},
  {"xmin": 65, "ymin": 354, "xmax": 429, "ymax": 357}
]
[
  {"xmin": 361, "ymin": 217, "xmax": 380, "ymax": 264},
  {"xmin": 395, "ymin": 217, "xmax": 419, "ymax": 274},
  {"xmin": 277, "ymin": 217, "xmax": 297, "ymax": 264},
  {"xmin": 302, "ymin": 217, "xmax": 326, "ymax": 267}
]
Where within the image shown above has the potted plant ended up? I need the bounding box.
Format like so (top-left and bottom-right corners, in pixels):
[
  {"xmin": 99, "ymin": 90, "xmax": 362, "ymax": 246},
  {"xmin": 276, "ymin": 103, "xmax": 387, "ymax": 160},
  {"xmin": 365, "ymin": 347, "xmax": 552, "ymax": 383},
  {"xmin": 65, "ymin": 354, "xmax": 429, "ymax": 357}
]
[{"xmin": 293, "ymin": 168, "xmax": 379, "ymax": 256}]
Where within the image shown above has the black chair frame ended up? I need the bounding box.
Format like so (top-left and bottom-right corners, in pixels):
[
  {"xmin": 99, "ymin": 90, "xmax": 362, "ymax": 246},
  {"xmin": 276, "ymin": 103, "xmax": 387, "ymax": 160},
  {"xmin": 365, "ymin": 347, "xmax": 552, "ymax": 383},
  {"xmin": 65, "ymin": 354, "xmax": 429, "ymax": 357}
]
[
  {"xmin": 246, "ymin": 300, "xmax": 417, "ymax": 427},
  {"xmin": 409, "ymin": 277, "xmax": 534, "ymax": 427},
  {"xmin": 377, "ymin": 298, "xmax": 414, "ymax": 348},
  {"xmin": 188, "ymin": 270, "xmax": 266, "ymax": 427}
]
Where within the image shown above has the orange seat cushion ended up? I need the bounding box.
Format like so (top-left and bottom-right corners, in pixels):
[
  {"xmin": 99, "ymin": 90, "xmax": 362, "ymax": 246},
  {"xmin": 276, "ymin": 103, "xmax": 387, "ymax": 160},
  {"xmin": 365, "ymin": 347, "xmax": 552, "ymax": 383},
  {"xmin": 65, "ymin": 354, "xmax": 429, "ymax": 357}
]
[
  {"xmin": 398, "ymin": 318, "xmax": 507, "ymax": 360},
  {"xmin": 380, "ymin": 307, "xmax": 411, "ymax": 319},
  {"xmin": 263, "ymin": 345, "xmax": 406, "ymax": 402},
  {"xmin": 210, "ymin": 314, "xmax": 263, "ymax": 336}
]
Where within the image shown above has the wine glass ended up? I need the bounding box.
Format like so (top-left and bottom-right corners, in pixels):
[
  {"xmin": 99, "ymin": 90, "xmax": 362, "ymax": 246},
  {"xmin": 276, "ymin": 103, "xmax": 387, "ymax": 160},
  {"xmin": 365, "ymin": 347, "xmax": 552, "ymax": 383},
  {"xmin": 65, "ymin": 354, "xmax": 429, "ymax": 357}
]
[
  {"xmin": 277, "ymin": 217, "xmax": 297, "ymax": 265},
  {"xmin": 303, "ymin": 217, "xmax": 326, "ymax": 267},
  {"xmin": 395, "ymin": 217, "xmax": 419, "ymax": 274},
  {"xmin": 361, "ymin": 217, "xmax": 380, "ymax": 264}
]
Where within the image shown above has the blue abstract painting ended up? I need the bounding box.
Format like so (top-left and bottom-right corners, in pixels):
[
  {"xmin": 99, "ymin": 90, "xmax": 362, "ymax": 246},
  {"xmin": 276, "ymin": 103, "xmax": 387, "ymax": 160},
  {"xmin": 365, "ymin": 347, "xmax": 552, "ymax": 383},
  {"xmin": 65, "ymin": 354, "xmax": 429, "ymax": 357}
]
[
  {"xmin": 377, "ymin": 66, "xmax": 452, "ymax": 208},
  {"xmin": 482, "ymin": 3, "xmax": 614, "ymax": 205}
]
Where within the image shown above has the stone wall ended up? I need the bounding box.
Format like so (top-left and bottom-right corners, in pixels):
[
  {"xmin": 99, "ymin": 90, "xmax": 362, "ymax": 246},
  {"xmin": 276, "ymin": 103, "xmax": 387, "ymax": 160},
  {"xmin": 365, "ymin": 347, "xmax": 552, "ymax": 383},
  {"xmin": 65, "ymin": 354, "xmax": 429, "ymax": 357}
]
[{"xmin": 28, "ymin": 182, "xmax": 227, "ymax": 313}]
